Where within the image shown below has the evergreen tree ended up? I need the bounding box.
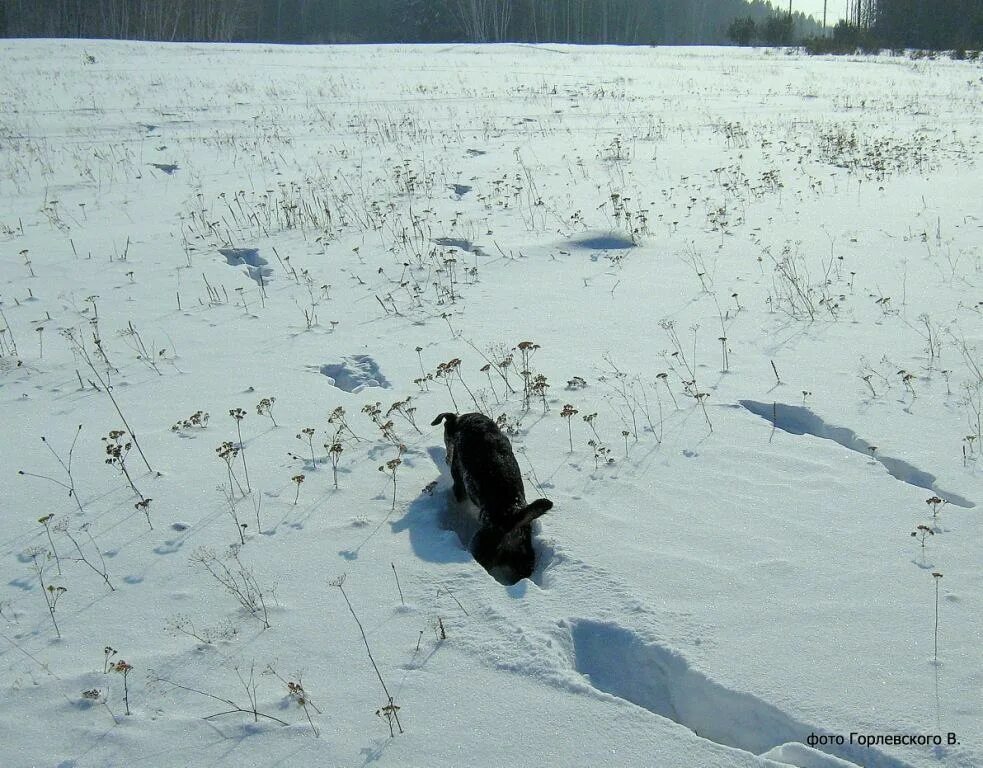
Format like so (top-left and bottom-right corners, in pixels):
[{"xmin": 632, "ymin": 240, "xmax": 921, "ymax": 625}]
[
  {"xmin": 760, "ymin": 13, "xmax": 794, "ymax": 44},
  {"xmin": 727, "ymin": 16, "xmax": 758, "ymax": 44}
]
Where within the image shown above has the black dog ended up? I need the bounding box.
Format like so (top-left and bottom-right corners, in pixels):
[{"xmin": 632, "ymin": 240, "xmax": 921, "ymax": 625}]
[{"xmin": 431, "ymin": 412, "xmax": 552, "ymax": 583}]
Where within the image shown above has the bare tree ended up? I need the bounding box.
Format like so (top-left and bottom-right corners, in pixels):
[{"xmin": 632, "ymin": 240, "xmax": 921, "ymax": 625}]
[{"xmin": 449, "ymin": 0, "xmax": 512, "ymax": 42}]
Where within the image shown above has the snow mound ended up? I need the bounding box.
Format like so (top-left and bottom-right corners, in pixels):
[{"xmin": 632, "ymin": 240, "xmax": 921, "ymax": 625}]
[{"xmin": 219, "ymin": 247, "xmax": 272, "ymax": 286}]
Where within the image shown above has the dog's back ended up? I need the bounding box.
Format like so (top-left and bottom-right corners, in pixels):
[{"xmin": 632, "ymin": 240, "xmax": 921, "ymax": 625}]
[{"xmin": 451, "ymin": 412, "xmax": 526, "ymax": 515}]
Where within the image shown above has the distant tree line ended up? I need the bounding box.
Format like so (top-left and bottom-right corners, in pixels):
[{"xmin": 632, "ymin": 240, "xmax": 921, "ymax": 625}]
[
  {"xmin": 730, "ymin": 0, "xmax": 983, "ymax": 50},
  {"xmin": 0, "ymin": 0, "xmax": 821, "ymax": 45},
  {"xmin": 435, "ymin": 0, "xmax": 822, "ymax": 44},
  {"xmin": 726, "ymin": 13, "xmax": 795, "ymax": 45},
  {"xmin": 873, "ymin": 0, "xmax": 983, "ymax": 49}
]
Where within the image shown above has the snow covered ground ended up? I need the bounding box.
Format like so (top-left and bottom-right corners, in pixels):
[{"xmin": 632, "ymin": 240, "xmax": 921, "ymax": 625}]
[{"xmin": 0, "ymin": 40, "xmax": 981, "ymax": 768}]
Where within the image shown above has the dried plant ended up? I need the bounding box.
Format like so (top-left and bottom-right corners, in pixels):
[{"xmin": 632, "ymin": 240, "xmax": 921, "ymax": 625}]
[
  {"xmin": 582, "ymin": 412, "xmax": 602, "ymax": 444},
  {"xmin": 387, "ymin": 397, "xmax": 422, "ymax": 434},
  {"xmin": 325, "ymin": 441, "xmax": 344, "ymax": 489},
  {"xmin": 19, "ymin": 427, "xmax": 87, "ymax": 516},
  {"xmin": 80, "ymin": 687, "xmax": 117, "ymax": 724},
  {"xmin": 220, "ymin": 487, "xmax": 247, "ymax": 545},
  {"xmin": 498, "ymin": 351, "xmax": 516, "ymax": 394},
  {"xmin": 911, "ymin": 524, "xmax": 934, "ymax": 547},
  {"xmin": 291, "ymin": 474, "xmax": 305, "ymax": 505},
  {"xmin": 434, "ymin": 358, "xmax": 461, "ymax": 411},
  {"xmin": 588, "ymin": 440, "xmax": 613, "ymax": 471},
  {"xmin": 328, "ymin": 406, "xmax": 362, "ymax": 442},
  {"xmin": 363, "ymin": 402, "xmax": 401, "ymax": 445},
  {"xmin": 118, "ymin": 321, "xmax": 163, "ymax": 375},
  {"xmin": 599, "ymin": 357, "xmax": 650, "ymax": 439},
  {"xmin": 860, "ymin": 372, "xmax": 877, "ymax": 397},
  {"xmin": 61, "ymin": 328, "xmax": 154, "ymax": 473},
  {"xmin": 102, "ymin": 429, "xmax": 144, "ymax": 499},
  {"xmin": 33, "ymin": 515, "xmax": 63, "ymax": 575},
  {"xmin": 378, "ymin": 445, "xmax": 405, "ymax": 510},
  {"xmin": 415, "ymin": 346, "xmax": 428, "ymax": 388},
  {"xmin": 390, "ymin": 562, "xmax": 405, "ymax": 606},
  {"xmin": 191, "ymin": 545, "xmax": 271, "ymax": 629},
  {"xmin": 134, "ymin": 497, "xmax": 153, "ymax": 530},
  {"xmin": 267, "ymin": 665, "xmax": 322, "ymax": 736},
  {"xmin": 103, "ymin": 645, "xmax": 117, "ymax": 673},
  {"xmin": 165, "ymin": 615, "xmax": 238, "ymax": 645},
  {"xmin": 656, "ymin": 372, "xmax": 678, "ymax": 409},
  {"xmin": 0, "ymin": 299, "xmax": 19, "ymax": 357},
  {"xmin": 229, "ymin": 408, "xmax": 252, "ymax": 493},
  {"xmin": 516, "ymin": 340, "xmax": 540, "ymax": 410},
  {"xmin": 111, "ymin": 659, "xmax": 133, "ymax": 715},
  {"xmin": 150, "ymin": 663, "xmax": 288, "ymax": 726},
  {"xmin": 57, "ymin": 520, "xmax": 115, "ymax": 591},
  {"xmin": 926, "ymin": 495, "xmax": 947, "ymax": 520},
  {"xmin": 560, "ymin": 404, "xmax": 578, "ymax": 452},
  {"xmin": 215, "ymin": 441, "xmax": 246, "ymax": 497},
  {"xmin": 256, "ymin": 396, "xmax": 277, "ymax": 426},
  {"xmin": 297, "ymin": 427, "xmax": 317, "ymax": 467},
  {"xmin": 898, "ymin": 369, "xmax": 917, "ymax": 397},
  {"xmin": 662, "ymin": 321, "xmax": 713, "ymax": 432},
  {"xmin": 171, "ymin": 410, "xmax": 209, "ymax": 433},
  {"xmin": 27, "ymin": 548, "xmax": 64, "ymax": 638},
  {"xmin": 471, "ymin": 363, "xmax": 496, "ymax": 403},
  {"xmin": 433, "ymin": 617, "xmax": 447, "ymax": 641},
  {"xmin": 531, "ymin": 373, "xmax": 549, "ymax": 413},
  {"xmin": 332, "ymin": 574, "xmax": 403, "ymax": 736}
]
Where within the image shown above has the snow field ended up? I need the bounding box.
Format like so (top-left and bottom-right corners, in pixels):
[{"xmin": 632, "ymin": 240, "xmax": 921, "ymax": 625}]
[{"xmin": 0, "ymin": 40, "xmax": 981, "ymax": 768}]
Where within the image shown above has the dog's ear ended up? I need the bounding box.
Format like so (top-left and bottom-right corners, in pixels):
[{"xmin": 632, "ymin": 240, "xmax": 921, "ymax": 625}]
[{"xmin": 507, "ymin": 499, "xmax": 552, "ymax": 534}]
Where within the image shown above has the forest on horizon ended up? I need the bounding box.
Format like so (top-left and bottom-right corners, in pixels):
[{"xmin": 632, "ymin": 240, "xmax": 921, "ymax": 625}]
[
  {"xmin": 0, "ymin": 1, "xmax": 979, "ymax": 49},
  {"xmin": 0, "ymin": 0, "xmax": 824, "ymax": 46}
]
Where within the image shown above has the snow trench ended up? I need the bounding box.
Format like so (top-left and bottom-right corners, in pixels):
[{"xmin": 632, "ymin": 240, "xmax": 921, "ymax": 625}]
[
  {"xmin": 436, "ymin": 481, "xmax": 552, "ymax": 588},
  {"xmin": 740, "ymin": 401, "xmax": 973, "ymax": 509},
  {"xmin": 404, "ymin": 446, "xmax": 552, "ymax": 587},
  {"xmin": 569, "ymin": 620, "xmax": 916, "ymax": 768}
]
